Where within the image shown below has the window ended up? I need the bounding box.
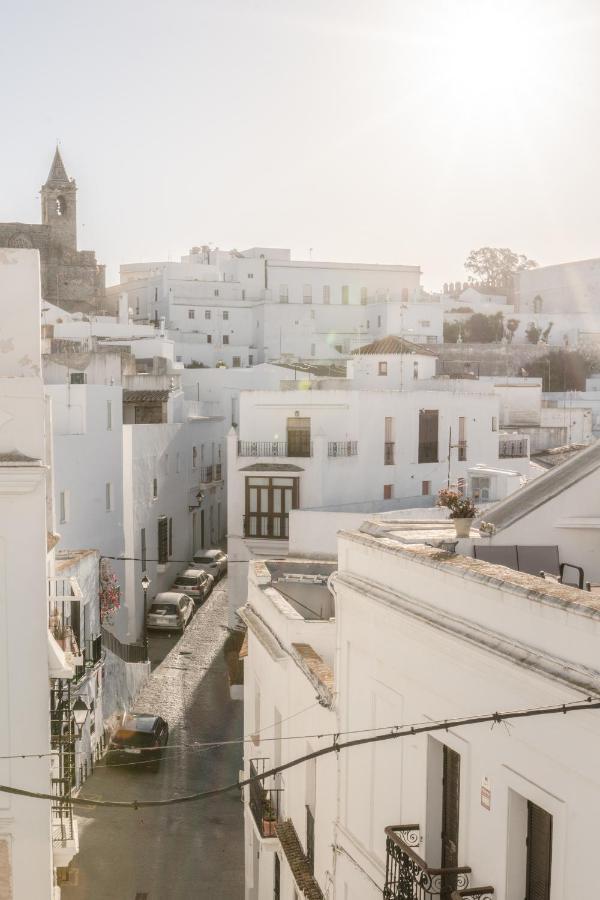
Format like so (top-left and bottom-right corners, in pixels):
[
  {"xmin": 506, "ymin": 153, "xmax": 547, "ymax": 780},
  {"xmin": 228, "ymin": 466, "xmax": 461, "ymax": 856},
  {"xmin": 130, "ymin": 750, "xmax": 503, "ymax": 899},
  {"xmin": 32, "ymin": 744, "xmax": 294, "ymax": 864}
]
[
  {"xmin": 303, "ymin": 284, "xmax": 312, "ymax": 304},
  {"xmin": 418, "ymin": 409, "xmax": 439, "ymax": 463},
  {"xmin": 223, "ymin": 310, "xmax": 229, "ymax": 320},
  {"xmin": 247, "ymin": 273, "xmax": 254, "ymax": 279},
  {"xmin": 70, "ymin": 372, "xmax": 86, "ymax": 384},
  {"xmin": 188, "ymin": 309, "xmax": 195, "ymax": 319},
  {"xmin": 157, "ymin": 516, "xmax": 168, "ymax": 565},
  {"xmin": 279, "ymin": 285, "xmax": 289, "ymax": 303},
  {"xmin": 471, "ymin": 477, "xmax": 490, "ymax": 501},
  {"xmin": 105, "ymin": 482, "xmax": 112, "ymax": 511},
  {"xmin": 141, "ymin": 528, "xmax": 147, "ymax": 571},
  {"xmin": 164, "ymin": 453, "xmax": 169, "ymax": 475},
  {"xmin": 205, "ymin": 310, "xmax": 211, "ymax": 320},
  {"xmin": 176, "ymin": 452, "xmax": 180, "ymax": 474},
  {"xmin": 377, "ymin": 315, "xmax": 382, "ymax": 328},
  {"xmin": 383, "ymin": 484, "xmax": 393, "ymax": 500},
  {"xmin": 223, "ymin": 335, "xmax": 229, "ymax": 345},
  {"xmin": 310, "ymin": 309, "xmax": 315, "ymax": 319},
  {"xmin": 207, "ymin": 334, "xmax": 212, "ymax": 344},
  {"xmin": 323, "ymin": 285, "xmax": 330, "ymax": 304},
  {"xmin": 233, "ymin": 356, "xmax": 241, "ymax": 368},
  {"xmin": 402, "ymin": 287, "xmax": 409, "ymax": 301},
  {"xmin": 152, "ymin": 477, "xmax": 158, "ymax": 499},
  {"xmin": 378, "ymin": 361, "xmax": 388, "ymax": 376},
  {"xmin": 419, "ymin": 320, "xmax": 431, "ymax": 328},
  {"xmin": 458, "ymin": 417, "xmax": 467, "ymax": 461},
  {"xmin": 249, "ymin": 354, "xmax": 254, "ymax": 366},
  {"xmin": 384, "ymin": 417, "xmax": 394, "ymax": 464},
  {"xmin": 366, "ymin": 319, "xmax": 370, "ymax": 329},
  {"xmin": 136, "ymin": 298, "xmax": 140, "ymax": 315},
  {"xmin": 214, "ymin": 289, "xmax": 219, "ymax": 297},
  {"xmin": 59, "ymin": 490, "xmax": 69, "ymax": 524},
  {"xmin": 244, "ymin": 476, "xmax": 299, "ymax": 538},
  {"xmin": 492, "ymin": 416, "xmax": 498, "ymax": 431},
  {"xmin": 341, "ymin": 285, "xmax": 349, "ymax": 305},
  {"xmin": 192, "ymin": 446, "xmax": 198, "ymax": 468},
  {"xmin": 422, "ymin": 480, "xmax": 431, "ymax": 496},
  {"xmin": 168, "ymin": 517, "xmax": 173, "ymax": 556},
  {"xmin": 242, "ymin": 289, "xmax": 246, "ymax": 300},
  {"xmin": 526, "ymin": 802, "xmax": 552, "ymax": 900},
  {"xmin": 154, "ymin": 287, "xmax": 158, "ymax": 302},
  {"xmin": 360, "ymin": 286, "xmax": 368, "ymax": 305},
  {"xmin": 274, "ymin": 855, "xmax": 280, "ymax": 900},
  {"xmin": 106, "ymin": 400, "xmax": 112, "ymax": 430},
  {"xmin": 413, "ymin": 361, "xmax": 419, "ymax": 380}
]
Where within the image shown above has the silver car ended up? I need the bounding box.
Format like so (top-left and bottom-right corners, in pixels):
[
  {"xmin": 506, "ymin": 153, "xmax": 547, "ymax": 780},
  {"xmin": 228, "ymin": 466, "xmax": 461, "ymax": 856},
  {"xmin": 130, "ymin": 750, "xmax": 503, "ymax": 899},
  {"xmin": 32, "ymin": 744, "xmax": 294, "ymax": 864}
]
[
  {"xmin": 146, "ymin": 592, "xmax": 194, "ymax": 632},
  {"xmin": 171, "ymin": 569, "xmax": 214, "ymax": 605},
  {"xmin": 189, "ymin": 549, "xmax": 227, "ymax": 580}
]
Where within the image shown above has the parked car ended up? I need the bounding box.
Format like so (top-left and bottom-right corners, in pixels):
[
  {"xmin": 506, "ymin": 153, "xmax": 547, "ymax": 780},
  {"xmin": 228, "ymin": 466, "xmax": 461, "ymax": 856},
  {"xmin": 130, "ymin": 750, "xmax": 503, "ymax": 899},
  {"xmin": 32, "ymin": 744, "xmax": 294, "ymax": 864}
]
[
  {"xmin": 171, "ymin": 569, "xmax": 214, "ymax": 604},
  {"xmin": 190, "ymin": 548, "xmax": 228, "ymax": 580},
  {"xmin": 146, "ymin": 592, "xmax": 194, "ymax": 632},
  {"xmin": 107, "ymin": 713, "xmax": 169, "ymax": 773}
]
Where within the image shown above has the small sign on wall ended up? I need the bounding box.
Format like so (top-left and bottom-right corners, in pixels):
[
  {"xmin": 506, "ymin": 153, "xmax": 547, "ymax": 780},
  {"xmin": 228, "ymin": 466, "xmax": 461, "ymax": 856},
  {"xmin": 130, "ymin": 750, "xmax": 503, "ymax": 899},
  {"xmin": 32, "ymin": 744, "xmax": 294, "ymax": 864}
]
[{"xmin": 480, "ymin": 776, "xmax": 491, "ymax": 810}]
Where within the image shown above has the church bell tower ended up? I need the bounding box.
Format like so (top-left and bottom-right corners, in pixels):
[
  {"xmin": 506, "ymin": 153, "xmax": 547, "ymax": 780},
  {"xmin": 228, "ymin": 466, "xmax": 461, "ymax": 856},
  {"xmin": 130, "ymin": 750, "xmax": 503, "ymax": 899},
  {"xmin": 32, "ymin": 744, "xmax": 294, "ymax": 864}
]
[{"xmin": 41, "ymin": 147, "xmax": 77, "ymax": 252}]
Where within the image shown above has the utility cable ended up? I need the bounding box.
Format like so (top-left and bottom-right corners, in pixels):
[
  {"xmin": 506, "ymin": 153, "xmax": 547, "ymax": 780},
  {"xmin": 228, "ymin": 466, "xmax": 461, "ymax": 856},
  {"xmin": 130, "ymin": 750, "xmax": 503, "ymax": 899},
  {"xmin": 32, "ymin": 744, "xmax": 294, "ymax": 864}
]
[{"xmin": 1, "ymin": 696, "xmax": 598, "ymax": 809}]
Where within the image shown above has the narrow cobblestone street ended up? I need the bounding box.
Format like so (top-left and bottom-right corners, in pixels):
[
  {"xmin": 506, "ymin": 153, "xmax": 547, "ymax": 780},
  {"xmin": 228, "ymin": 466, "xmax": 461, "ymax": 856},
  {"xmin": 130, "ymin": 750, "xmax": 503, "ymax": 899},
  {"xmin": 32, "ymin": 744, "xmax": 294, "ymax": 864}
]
[{"xmin": 63, "ymin": 578, "xmax": 244, "ymax": 900}]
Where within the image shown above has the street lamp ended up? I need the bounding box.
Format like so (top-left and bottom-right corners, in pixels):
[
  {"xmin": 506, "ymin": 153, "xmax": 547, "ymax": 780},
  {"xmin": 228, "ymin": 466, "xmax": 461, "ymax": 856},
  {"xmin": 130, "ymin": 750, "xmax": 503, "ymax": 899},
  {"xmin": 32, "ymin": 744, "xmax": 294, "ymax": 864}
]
[
  {"xmin": 141, "ymin": 574, "xmax": 151, "ymax": 658},
  {"xmin": 72, "ymin": 697, "xmax": 89, "ymax": 739}
]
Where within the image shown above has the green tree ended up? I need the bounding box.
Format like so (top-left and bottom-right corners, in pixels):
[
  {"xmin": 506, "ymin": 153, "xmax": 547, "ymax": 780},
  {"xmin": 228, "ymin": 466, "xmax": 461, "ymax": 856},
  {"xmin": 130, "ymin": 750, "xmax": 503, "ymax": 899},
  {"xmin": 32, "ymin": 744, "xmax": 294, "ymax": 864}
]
[
  {"xmin": 524, "ymin": 348, "xmax": 600, "ymax": 391},
  {"xmin": 464, "ymin": 312, "xmax": 504, "ymax": 343},
  {"xmin": 443, "ymin": 320, "xmax": 460, "ymax": 343},
  {"xmin": 525, "ymin": 322, "xmax": 542, "ymax": 344},
  {"xmin": 505, "ymin": 318, "xmax": 520, "ymax": 342},
  {"xmin": 464, "ymin": 247, "xmax": 537, "ymax": 292}
]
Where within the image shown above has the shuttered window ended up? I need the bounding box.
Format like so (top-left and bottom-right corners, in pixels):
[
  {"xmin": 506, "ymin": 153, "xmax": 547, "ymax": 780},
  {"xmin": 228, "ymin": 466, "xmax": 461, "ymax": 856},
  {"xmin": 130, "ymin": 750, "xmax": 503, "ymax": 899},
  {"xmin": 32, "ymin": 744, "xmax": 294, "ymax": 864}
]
[
  {"xmin": 157, "ymin": 516, "xmax": 168, "ymax": 565},
  {"xmin": 141, "ymin": 528, "xmax": 146, "ymax": 571},
  {"xmin": 418, "ymin": 409, "xmax": 439, "ymax": 463},
  {"xmin": 441, "ymin": 745, "xmax": 461, "ymax": 897},
  {"xmin": 526, "ymin": 802, "xmax": 552, "ymax": 900},
  {"xmin": 168, "ymin": 517, "xmax": 173, "ymax": 557}
]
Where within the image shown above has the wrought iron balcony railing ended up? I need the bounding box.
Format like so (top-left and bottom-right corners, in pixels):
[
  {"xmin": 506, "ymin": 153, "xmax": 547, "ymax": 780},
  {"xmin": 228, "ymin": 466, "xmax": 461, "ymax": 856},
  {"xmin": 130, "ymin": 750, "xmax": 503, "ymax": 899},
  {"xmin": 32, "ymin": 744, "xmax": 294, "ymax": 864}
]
[
  {"xmin": 238, "ymin": 440, "xmax": 313, "ymax": 458},
  {"xmin": 248, "ymin": 758, "xmax": 283, "ymax": 838},
  {"xmin": 328, "ymin": 441, "xmax": 358, "ymax": 457},
  {"xmin": 498, "ymin": 438, "xmax": 528, "ymax": 458},
  {"xmin": 199, "ymin": 464, "xmax": 214, "ymax": 483},
  {"xmin": 383, "ymin": 826, "xmax": 494, "ymax": 900},
  {"xmin": 74, "ymin": 635, "xmax": 103, "ymax": 682}
]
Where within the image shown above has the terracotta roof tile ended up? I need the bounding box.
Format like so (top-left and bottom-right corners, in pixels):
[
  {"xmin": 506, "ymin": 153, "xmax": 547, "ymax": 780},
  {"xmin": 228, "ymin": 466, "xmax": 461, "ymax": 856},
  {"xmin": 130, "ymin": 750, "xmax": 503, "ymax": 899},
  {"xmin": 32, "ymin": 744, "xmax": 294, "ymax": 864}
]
[
  {"xmin": 351, "ymin": 335, "xmax": 437, "ymax": 356},
  {"xmin": 291, "ymin": 643, "xmax": 334, "ymax": 694},
  {"xmin": 275, "ymin": 819, "xmax": 323, "ymax": 900}
]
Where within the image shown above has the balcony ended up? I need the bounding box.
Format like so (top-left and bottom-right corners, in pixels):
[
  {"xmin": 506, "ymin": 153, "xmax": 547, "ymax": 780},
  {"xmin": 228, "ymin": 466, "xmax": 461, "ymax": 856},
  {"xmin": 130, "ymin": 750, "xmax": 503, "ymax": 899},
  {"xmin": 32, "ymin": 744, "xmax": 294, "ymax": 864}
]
[
  {"xmin": 199, "ymin": 464, "xmax": 214, "ymax": 482},
  {"xmin": 238, "ymin": 440, "xmax": 313, "ymax": 458},
  {"xmin": 384, "ymin": 442, "xmax": 395, "ymax": 465},
  {"xmin": 328, "ymin": 441, "xmax": 358, "ymax": 457},
  {"xmin": 498, "ymin": 438, "xmax": 528, "ymax": 458},
  {"xmin": 249, "ymin": 758, "xmax": 283, "ymax": 838},
  {"xmin": 74, "ymin": 635, "xmax": 103, "ymax": 682},
  {"xmin": 215, "ymin": 462, "xmax": 222, "ymax": 480},
  {"xmin": 48, "ymin": 577, "xmax": 83, "ymax": 665},
  {"xmin": 383, "ymin": 825, "xmax": 494, "ymax": 900}
]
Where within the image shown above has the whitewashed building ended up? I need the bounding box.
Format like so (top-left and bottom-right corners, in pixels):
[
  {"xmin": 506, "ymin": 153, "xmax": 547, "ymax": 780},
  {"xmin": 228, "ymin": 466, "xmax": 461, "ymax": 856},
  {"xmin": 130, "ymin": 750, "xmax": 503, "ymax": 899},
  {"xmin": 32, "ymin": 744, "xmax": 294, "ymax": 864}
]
[
  {"xmin": 105, "ymin": 246, "xmax": 438, "ymax": 366},
  {"xmin": 241, "ymin": 508, "xmax": 600, "ymax": 900}
]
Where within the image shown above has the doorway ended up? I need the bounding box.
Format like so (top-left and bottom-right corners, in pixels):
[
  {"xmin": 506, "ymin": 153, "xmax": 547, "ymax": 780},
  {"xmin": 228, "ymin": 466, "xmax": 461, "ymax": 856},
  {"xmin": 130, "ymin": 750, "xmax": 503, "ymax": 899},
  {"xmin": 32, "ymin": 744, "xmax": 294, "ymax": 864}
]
[
  {"xmin": 287, "ymin": 417, "xmax": 311, "ymax": 457},
  {"xmin": 441, "ymin": 745, "xmax": 461, "ymax": 896}
]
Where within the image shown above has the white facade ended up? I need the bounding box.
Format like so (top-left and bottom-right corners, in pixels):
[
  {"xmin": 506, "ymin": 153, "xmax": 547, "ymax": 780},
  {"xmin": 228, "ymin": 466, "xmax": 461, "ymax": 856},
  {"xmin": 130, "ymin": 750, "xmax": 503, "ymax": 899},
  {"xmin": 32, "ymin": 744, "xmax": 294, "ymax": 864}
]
[
  {"xmin": 227, "ymin": 382, "xmax": 524, "ymax": 623},
  {"xmin": 106, "ymin": 246, "xmax": 432, "ymax": 366},
  {"xmin": 515, "ymin": 256, "xmax": 600, "ymax": 315},
  {"xmin": 0, "ymin": 250, "xmax": 54, "ymax": 899}
]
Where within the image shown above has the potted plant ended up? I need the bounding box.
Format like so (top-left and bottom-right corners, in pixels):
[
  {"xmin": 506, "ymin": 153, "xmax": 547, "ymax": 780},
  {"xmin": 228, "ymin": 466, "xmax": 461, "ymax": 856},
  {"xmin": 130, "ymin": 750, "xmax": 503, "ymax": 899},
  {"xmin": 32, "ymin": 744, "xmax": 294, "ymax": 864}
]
[
  {"xmin": 261, "ymin": 798, "xmax": 277, "ymax": 837},
  {"xmin": 437, "ymin": 489, "xmax": 478, "ymax": 538}
]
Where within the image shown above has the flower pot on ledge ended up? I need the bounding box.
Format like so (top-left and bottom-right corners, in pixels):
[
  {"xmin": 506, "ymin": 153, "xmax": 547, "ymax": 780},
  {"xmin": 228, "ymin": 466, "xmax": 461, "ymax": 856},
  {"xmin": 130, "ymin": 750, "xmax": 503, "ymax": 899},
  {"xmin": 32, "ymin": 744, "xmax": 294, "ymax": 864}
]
[
  {"xmin": 452, "ymin": 517, "xmax": 474, "ymax": 538},
  {"xmin": 262, "ymin": 817, "xmax": 277, "ymax": 837}
]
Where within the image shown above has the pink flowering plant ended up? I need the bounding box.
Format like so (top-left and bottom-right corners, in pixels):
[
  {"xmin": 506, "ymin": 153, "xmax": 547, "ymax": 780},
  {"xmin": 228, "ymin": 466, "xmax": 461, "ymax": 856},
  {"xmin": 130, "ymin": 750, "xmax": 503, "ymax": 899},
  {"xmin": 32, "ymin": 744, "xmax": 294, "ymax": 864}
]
[
  {"xmin": 99, "ymin": 559, "xmax": 121, "ymax": 624},
  {"xmin": 437, "ymin": 488, "xmax": 478, "ymax": 520}
]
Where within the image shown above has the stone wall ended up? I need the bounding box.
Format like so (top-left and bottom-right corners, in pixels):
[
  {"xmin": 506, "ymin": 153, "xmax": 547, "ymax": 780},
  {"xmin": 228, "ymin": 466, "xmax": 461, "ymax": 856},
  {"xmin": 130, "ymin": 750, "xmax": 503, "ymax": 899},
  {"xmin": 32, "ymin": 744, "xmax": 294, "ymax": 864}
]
[{"xmin": 435, "ymin": 342, "xmax": 554, "ymax": 377}]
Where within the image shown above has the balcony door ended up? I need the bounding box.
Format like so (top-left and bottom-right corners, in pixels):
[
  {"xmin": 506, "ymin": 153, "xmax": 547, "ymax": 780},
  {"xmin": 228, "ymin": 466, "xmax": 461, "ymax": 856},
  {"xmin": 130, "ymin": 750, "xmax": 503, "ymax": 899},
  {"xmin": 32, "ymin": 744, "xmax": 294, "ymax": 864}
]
[
  {"xmin": 287, "ymin": 417, "xmax": 311, "ymax": 457},
  {"xmin": 526, "ymin": 802, "xmax": 552, "ymax": 900},
  {"xmin": 441, "ymin": 745, "xmax": 461, "ymax": 897}
]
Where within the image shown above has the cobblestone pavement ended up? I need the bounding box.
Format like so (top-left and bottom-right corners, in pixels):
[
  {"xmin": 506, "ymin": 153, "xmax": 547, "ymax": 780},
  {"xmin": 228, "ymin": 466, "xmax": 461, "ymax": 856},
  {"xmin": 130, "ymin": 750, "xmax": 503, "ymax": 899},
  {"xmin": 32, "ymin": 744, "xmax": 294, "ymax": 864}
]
[{"xmin": 63, "ymin": 578, "xmax": 244, "ymax": 900}]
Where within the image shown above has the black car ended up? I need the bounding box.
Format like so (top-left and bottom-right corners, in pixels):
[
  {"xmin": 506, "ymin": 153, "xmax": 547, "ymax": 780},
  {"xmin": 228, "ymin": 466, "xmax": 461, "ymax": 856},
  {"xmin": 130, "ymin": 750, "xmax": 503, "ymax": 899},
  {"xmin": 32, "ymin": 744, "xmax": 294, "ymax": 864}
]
[{"xmin": 107, "ymin": 713, "xmax": 169, "ymax": 772}]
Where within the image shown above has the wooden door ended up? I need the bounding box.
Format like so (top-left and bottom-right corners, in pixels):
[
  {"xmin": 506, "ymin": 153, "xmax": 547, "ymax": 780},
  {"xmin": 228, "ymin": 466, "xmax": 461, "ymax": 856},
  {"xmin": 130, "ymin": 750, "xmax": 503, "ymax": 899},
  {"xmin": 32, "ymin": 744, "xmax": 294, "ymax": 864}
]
[
  {"xmin": 287, "ymin": 417, "xmax": 311, "ymax": 457},
  {"xmin": 441, "ymin": 745, "xmax": 461, "ymax": 896},
  {"xmin": 526, "ymin": 802, "xmax": 552, "ymax": 900}
]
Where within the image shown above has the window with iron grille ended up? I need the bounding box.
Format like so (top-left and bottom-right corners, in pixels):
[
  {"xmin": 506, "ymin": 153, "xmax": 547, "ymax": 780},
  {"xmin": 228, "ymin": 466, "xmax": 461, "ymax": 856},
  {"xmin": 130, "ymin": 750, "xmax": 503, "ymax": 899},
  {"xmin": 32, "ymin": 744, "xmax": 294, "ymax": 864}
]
[
  {"xmin": 223, "ymin": 335, "xmax": 229, "ymax": 345},
  {"xmin": 418, "ymin": 409, "xmax": 439, "ymax": 463},
  {"xmin": 157, "ymin": 517, "xmax": 168, "ymax": 565}
]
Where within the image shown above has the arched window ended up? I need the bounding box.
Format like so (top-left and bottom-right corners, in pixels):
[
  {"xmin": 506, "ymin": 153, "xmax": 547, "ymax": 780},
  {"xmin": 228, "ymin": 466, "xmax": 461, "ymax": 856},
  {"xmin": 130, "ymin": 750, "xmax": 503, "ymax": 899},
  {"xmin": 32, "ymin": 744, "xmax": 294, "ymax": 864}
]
[{"xmin": 56, "ymin": 196, "xmax": 67, "ymax": 216}]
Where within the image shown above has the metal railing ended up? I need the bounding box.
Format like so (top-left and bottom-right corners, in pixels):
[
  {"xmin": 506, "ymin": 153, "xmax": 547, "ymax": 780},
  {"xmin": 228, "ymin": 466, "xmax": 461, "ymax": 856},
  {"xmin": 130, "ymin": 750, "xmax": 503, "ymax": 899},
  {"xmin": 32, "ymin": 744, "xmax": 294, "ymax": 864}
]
[
  {"xmin": 384, "ymin": 442, "xmax": 395, "ymax": 465},
  {"xmin": 249, "ymin": 759, "xmax": 283, "ymax": 838},
  {"xmin": 383, "ymin": 825, "xmax": 472, "ymax": 899},
  {"xmin": 498, "ymin": 438, "xmax": 528, "ymax": 458},
  {"xmin": 328, "ymin": 441, "xmax": 358, "ymax": 457},
  {"xmin": 458, "ymin": 440, "xmax": 467, "ymax": 462},
  {"xmin": 50, "ymin": 680, "xmax": 76, "ymax": 848},
  {"xmin": 101, "ymin": 627, "xmax": 147, "ymax": 663},
  {"xmin": 450, "ymin": 890, "xmax": 494, "ymax": 899},
  {"xmin": 238, "ymin": 440, "xmax": 313, "ymax": 458},
  {"xmin": 199, "ymin": 464, "xmax": 214, "ymax": 482},
  {"xmin": 215, "ymin": 463, "xmax": 222, "ymax": 480}
]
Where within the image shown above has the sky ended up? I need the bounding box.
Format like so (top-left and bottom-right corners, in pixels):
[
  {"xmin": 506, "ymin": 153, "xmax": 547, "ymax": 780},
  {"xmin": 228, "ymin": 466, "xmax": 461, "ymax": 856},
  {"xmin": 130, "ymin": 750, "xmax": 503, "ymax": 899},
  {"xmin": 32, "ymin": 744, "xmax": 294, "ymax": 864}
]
[{"xmin": 2, "ymin": 0, "xmax": 600, "ymax": 290}]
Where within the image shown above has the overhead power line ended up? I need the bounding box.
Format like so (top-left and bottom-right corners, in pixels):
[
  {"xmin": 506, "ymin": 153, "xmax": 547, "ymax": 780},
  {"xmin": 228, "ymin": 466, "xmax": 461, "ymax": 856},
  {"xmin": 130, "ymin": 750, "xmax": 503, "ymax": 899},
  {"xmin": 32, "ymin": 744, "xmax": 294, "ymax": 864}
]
[{"xmin": 1, "ymin": 696, "xmax": 598, "ymax": 810}]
